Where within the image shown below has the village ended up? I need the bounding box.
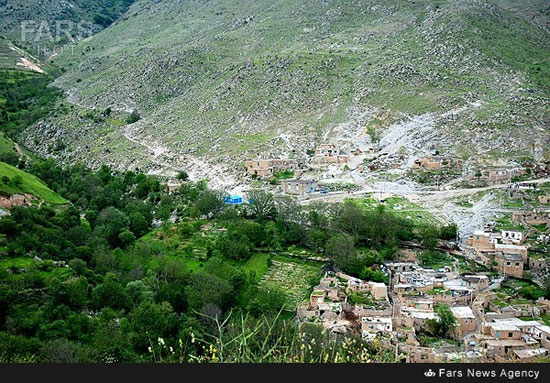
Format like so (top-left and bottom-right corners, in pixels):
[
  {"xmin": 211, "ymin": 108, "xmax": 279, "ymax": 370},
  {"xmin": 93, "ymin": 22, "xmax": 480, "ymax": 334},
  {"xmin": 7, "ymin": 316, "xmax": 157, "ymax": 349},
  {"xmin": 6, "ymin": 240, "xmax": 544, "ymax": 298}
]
[
  {"xmin": 159, "ymin": 141, "xmax": 550, "ymax": 363},
  {"xmin": 240, "ymin": 145, "xmax": 550, "ymax": 363}
]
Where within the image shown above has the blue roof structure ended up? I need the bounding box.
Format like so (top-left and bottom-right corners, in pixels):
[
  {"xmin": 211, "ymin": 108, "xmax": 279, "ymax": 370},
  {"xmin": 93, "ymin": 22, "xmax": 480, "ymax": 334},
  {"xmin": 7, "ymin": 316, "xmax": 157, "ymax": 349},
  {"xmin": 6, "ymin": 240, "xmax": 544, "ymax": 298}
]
[{"xmin": 224, "ymin": 195, "xmax": 243, "ymax": 204}]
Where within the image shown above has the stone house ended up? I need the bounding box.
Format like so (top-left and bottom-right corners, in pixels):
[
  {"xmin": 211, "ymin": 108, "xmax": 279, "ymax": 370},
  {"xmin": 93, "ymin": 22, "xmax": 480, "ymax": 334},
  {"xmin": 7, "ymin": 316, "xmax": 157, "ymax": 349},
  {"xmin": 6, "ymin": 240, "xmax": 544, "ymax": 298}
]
[
  {"xmin": 412, "ymin": 155, "xmax": 461, "ymax": 171},
  {"xmin": 245, "ymin": 159, "xmax": 301, "ymax": 179},
  {"xmin": 528, "ymin": 257, "xmax": 550, "ymax": 274},
  {"xmin": 281, "ymin": 179, "xmax": 318, "ymax": 197},
  {"xmin": 513, "ymin": 210, "xmax": 550, "ymax": 226},
  {"xmin": 312, "ymin": 144, "xmax": 349, "ymax": 165}
]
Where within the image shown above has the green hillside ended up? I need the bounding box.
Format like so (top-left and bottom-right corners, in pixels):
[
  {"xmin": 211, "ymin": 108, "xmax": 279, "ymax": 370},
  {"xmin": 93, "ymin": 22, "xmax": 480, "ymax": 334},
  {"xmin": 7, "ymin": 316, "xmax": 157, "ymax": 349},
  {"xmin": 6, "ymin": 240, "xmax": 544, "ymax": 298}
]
[
  {"xmin": 20, "ymin": 0, "xmax": 548, "ymax": 176},
  {"xmin": 0, "ymin": 161, "xmax": 68, "ymax": 205}
]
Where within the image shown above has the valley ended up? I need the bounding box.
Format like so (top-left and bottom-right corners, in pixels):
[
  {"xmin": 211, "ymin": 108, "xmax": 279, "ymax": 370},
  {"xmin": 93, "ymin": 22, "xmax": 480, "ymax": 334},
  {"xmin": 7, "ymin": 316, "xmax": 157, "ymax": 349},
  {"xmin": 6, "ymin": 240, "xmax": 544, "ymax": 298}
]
[{"xmin": 0, "ymin": 0, "xmax": 548, "ymax": 365}]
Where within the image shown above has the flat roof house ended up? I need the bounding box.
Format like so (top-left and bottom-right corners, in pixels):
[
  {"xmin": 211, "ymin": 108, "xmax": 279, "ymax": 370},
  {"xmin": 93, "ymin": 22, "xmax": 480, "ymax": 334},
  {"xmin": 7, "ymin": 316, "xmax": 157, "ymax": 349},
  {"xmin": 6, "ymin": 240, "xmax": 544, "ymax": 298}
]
[
  {"xmin": 451, "ymin": 306, "xmax": 477, "ymax": 336},
  {"xmin": 495, "ymin": 252, "xmax": 524, "ymax": 278},
  {"xmin": 281, "ymin": 179, "xmax": 317, "ymax": 197}
]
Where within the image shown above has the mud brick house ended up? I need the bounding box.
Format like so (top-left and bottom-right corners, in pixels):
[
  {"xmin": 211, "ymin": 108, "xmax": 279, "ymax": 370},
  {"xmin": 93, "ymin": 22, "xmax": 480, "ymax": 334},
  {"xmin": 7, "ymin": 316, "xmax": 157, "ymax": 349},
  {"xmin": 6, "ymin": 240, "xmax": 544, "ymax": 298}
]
[
  {"xmin": 164, "ymin": 182, "xmax": 185, "ymax": 194},
  {"xmin": 539, "ymin": 195, "xmax": 550, "ymax": 205},
  {"xmin": 468, "ymin": 167, "xmax": 525, "ymax": 186},
  {"xmin": 451, "ymin": 306, "xmax": 477, "ymax": 336},
  {"xmin": 312, "ymin": 144, "xmax": 349, "ymax": 165},
  {"xmin": 361, "ymin": 316, "xmax": 393, "ymax": 340},
  {"xmin": 412, "ymin": 155, "xmax": 461, "ymax": 171},
  {"xmin": 0, "ymin": 193, "xmax": 35, "ymax": 208},
  {"xmin": 513, "ymin": 210, "xmax": 550, "ymax": 226},
  {"xmin": 245, "ymin": 159, "xmax": 301, "ymax": 179},
  {"xmin": 467, "ymin": 230, "xmax": 528, "ymax": 265},
  {"xmin": 480, "ymin": 319, "xmax": 546, "ymax": 361},
  {"xmin": 461, "ymin": 275, "xmax": 490, "ymax": 292},
  {"xmin": 495, "ymin": 252, "xmax": 524, "ymax": 278},
  {"xmin": 337, "ymin": 272, "xmax": 388, "ymax": 300}
]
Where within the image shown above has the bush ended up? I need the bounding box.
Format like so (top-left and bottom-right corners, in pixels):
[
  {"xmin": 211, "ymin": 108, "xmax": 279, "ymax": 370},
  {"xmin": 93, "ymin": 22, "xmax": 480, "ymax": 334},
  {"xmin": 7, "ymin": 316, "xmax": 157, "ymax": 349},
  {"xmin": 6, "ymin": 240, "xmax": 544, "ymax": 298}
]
[{"xmin": 126, "ymin": 110, "xmax": 141, "ymax": 124}]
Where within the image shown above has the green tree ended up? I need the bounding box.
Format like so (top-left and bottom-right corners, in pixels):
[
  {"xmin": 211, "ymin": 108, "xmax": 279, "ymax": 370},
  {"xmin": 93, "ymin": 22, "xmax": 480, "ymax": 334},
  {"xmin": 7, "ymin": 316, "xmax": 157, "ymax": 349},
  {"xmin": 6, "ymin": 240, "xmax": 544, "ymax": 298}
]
[
  {"xmin": 247, "ymin": 190, "xmax": 276, "ymax": 220},
  {"xmin": 425, "ymin": 304, "xmax": 457, "ymax": 337},
  {"xmin": 195, "ymin": 189, "xmax": 225, "ymax": 218},
  {"xmin": 91, "ymin": 273, "xmax": 128, "ymax": 310}
]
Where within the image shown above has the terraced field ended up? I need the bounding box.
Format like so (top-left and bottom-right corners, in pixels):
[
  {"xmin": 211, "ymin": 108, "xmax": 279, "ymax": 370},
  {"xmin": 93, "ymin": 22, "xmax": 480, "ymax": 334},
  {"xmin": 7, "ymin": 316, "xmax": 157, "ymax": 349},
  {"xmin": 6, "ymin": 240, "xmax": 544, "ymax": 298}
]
[{"xmin": 258, "ymin": 256, "xmax": 322, "ymax": 309}]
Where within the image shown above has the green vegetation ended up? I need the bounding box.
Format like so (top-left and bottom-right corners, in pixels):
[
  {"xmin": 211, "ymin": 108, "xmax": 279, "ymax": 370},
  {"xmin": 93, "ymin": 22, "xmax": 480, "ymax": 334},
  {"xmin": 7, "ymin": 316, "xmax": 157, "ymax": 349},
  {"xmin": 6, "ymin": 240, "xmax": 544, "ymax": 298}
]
[
  {"xmin": 0, "ymin": 154, "xmax": 460, "ymax": 362},
  {"xmin": 0, "ymin": 68, "xmax": 62, "ymax": 139},
  {"xmin": 424, "ymin": 304, "xmax": 458, "ymax": 338},
  {"xmin": 419, "ymin": 250, "xmax": 453, "ymax": 270},
  {"xmin": 0, "ymin": 161, "xmax": 67, "ymax": 204}
]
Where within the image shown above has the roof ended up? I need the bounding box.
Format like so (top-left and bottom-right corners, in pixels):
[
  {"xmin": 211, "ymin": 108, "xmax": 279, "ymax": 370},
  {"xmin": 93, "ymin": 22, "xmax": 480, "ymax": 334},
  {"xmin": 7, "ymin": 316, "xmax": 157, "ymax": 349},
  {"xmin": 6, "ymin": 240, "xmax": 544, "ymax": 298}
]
[
  {"xmin": 473, "ymin": 230, "xmax": 491, "ymax": 236},
  {"xmin": 463, "ymin": 274, "xmax": 489, "ymax": 282},
  {"xmin": 362, "ymin": 316, "xmax": 392, "ymax": 323},
  {"xmin": 535, "ymin": 325, "xmax": 550, "ymax": 334},
  {"xmin": 513, "ymin": 348, "xmax": 548, "ymax": 359},
  {"xmin": 487, "ymin": 322, "xmax": 520, "ymax": 331},
  {"xmin": 495, "ymin": 244, "xmax": 526, "ymax": 251},
  {"xmin": 282, "ymin": 179, "xmax": 316, "ymax": 184},
  {"xmin": 493, "ymin": 318, "xmax": 541, "ymax": 328},
  {"xmin": 485, "ymin": 339, "xmax": 526, "ymax": 347},
  {"xmin": 402, "ymin": 309, "xmax": 436, "ymax": 319},
  {"xmin": 496, "ymin": 252, "xmax": 523, "ymax": 261},
  {"xmin": 451, "ymin": 306, "xmax": 476, "ymax": 319}
]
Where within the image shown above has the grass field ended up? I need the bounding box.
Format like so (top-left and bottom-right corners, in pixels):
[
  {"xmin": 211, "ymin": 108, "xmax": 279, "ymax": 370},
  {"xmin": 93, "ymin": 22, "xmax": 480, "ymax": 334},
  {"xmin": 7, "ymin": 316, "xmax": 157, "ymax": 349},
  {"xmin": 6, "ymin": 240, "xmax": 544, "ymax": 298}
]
[
  {"xmin": 0, "ymin": 256, "xmax": 74, "ymax": 284},
  {"xmin": 0, "ymin": 161, "xmax": 68, "ymax": 204},
  {"xmin": 258, "ymin": 255, "xmax": 322, "ymax": 309}
]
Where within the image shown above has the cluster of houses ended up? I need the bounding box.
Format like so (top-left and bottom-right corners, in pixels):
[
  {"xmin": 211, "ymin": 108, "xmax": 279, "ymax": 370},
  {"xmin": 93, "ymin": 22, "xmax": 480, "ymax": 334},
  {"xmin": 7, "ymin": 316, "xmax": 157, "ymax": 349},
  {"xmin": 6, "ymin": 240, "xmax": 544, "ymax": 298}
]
[
  {"xmin": 311, "ymin": 144, "xmax": 350, "ymax": 166},
  {"xmin": 467, "ymin": 167, "xmax": 526, "ymax": 187},
  {"xmin": 245, "ymin": 144, "xmax": 351, "ymax": 180},
  {"xmin": 297, "ymin": 272, "xmax": 390, "ymax": 336},
  {"xmin": 295, "ymin": 243, "xmax": 550, "ymax": 363},
  {"xmin": 0, "ymin": 193, "xmax": 37, "ymax": 209},
  {"xmin": 466, "ymin": 229, "xmax": 529, "ymax": 278}
]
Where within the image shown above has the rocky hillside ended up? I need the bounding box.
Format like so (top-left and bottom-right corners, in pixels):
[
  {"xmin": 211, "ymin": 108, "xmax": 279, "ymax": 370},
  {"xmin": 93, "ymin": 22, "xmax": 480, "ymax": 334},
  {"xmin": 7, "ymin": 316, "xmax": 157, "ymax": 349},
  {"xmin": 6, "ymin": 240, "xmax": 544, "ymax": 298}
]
[
  {"xmin": 19, "ymin": 0, "xmax": 550, "ymax": 187},
  {"xmin": 0, "ymin": 36, "xmax": 44, "ymax": 72}
]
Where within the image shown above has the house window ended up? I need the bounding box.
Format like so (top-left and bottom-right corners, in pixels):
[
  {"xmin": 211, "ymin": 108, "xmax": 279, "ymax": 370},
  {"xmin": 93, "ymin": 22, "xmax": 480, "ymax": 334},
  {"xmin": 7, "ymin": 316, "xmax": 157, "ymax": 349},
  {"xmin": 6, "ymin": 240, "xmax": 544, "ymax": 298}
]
[
  {"xmin": 495, "ymin": 332, "xmax": 499, "ymax": 338},
  {"xmin": 508, "ymin": 332, "xmax": 513, "ymax": 338},
  {"xmin": 506, "ymin": 262, "xmax": 511, "ymax": 266}
]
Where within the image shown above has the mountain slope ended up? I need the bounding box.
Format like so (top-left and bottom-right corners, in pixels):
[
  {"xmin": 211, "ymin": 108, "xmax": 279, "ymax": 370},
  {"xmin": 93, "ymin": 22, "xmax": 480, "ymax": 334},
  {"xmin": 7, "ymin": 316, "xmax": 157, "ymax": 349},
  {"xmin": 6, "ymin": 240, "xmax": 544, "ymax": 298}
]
[
  {"xmin": 20, "ymin": 0, "xmax": 550, "ymax": 187},
  {"xmin": 0, "ymin": 37, "xmax": 44, "ymax": 72},
  {"xmin": 0, "ymin": 161, "xmax": 68, "ymax": 205}
]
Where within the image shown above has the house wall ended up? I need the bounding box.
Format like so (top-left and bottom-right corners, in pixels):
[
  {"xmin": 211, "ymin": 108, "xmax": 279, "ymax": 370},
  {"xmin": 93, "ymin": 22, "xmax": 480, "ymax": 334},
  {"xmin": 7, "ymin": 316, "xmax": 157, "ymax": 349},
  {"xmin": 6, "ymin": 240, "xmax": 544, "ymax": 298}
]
[{"xmin": 495, "ymin": 257, "xmax": 524, "ymax": 278}]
